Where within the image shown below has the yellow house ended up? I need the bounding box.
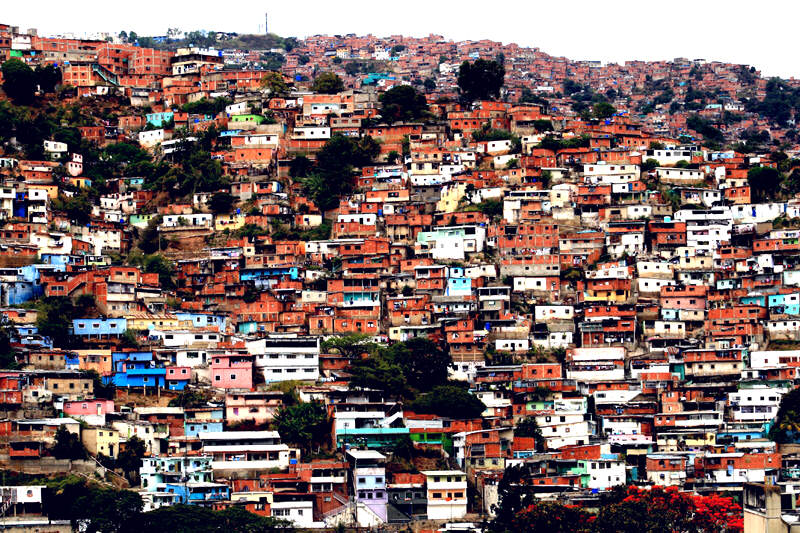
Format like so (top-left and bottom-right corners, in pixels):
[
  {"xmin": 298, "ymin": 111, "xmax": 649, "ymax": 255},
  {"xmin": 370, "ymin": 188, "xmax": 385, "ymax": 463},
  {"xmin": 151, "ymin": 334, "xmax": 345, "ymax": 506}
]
[
  {"xmin": 69, "ymin": 177, "xmax": 92, "ymax": 189},
  {"xmin": 656, "ymin": 431, "xmax": 715, "ymax": 453},
  {"xmin": 296, "ymin": 214, "xmax": 323, "ymax": 228},
  {"xmin": 436, "ymin": 182, "xmax": 466, "ymax": 213},
  {"xmin": 583, "ymin": 288, "xmax": 631, "ymax": 303},
  {"xmin": 81, "ymin": 427, "xmax": 120, "ymax": 458},
  {"xmin": 28, "ymin": 183, "xmax": 59, "ymax": 200},
  {"xmin": 676, "ymin": 254, "xmax": 714, "ymax": 271},
  {"xmin": 124, "ymin": 313, "xmax": 183, "ymax": 331},
  {"xmin": 214, "ymin": 213, "xmax": 246, "ymax": 232},
  {"xmin": 76, "ymin": 349, "xmax": 113, "ymax": 376}
]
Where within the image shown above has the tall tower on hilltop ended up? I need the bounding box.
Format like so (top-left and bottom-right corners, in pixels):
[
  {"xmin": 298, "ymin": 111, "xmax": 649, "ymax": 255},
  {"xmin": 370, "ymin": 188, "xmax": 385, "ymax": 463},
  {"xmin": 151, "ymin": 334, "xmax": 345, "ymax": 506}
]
[{"xmin": 265, "ymin": 12, "xmax": 268, "ymax": 34}]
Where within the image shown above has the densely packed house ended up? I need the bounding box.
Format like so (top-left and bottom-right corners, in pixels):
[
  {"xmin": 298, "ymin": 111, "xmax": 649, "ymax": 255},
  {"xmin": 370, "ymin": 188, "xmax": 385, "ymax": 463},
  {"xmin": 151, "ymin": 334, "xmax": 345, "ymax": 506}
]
[{"xmin": 0, "ymin": 19, "xmax": 800, "ymax": 532}]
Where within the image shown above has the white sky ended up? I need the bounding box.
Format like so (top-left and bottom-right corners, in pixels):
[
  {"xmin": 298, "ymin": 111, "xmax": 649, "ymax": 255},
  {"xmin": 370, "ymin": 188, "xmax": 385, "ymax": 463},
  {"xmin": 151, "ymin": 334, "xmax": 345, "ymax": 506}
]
[{"xmin": 5, "ymin": 0, "xmax": 800, "ymax": 78}]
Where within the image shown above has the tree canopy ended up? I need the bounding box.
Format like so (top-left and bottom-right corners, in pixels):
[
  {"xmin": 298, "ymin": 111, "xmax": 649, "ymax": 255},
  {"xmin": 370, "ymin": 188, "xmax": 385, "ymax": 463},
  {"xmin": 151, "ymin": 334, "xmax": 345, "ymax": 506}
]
[
  {"xmin": 302, "ymin": 134, "xmax": 380, "ymax": 211},
  {"xmin": 769, "ymin": 386, "xmax": 800, "ymax": 443},
  {"xmin": 2, "ymin": 59, "xmax": 36, "ymax": 104},
  {"xmin": 409, "ymin": 385, "xmax": 486, "ymax": 419},
  {"xmin": 116, "ymin": 436, "xmax": 147, "ymax": 483},
  {"xmin": 51, "ymin": 426, "xmax": 87, "ymax": 460},
  {"xmin": 490, "ymin": 466, "xmax": 743, "ymax": 533},
  {"xmin": 514, "ymin": 417, "xmax": 544, "ymax": 451},
  {"xmin": 379, "ymin": 85, "xmax": 429, "ymax": 123},
  {"xmin": 381, "ymin": 337, "xmax": 450, "ymax": 392},
  {"xmin": 261, "ymin": 72, "xmax": 290, "ymax": 97},
  {"xmin": 209, "ymin": 192, "xmax": 236, "ymax": 214},
  {"xmin": 311, "ymin": 72, "xmax": 344, "ymax": 94},
  {"xmin": 457, "ymin": 59, "xmax": 505, "ymax": 102},
  {"xmin": 748, "ymin": 165, "xmax": 783, "ymax": 203},
  {"xmin": 273, "ymin": 401, "xmax": 329, "ymax": 454},
  {"xmin": 593, "ymin": 102, "xmax": 617, "ymax": 119}
]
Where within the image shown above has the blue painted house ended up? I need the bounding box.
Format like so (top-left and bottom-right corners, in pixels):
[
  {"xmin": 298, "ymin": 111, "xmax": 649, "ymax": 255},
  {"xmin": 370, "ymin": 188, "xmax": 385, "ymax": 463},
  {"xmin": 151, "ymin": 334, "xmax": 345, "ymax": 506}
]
[
  {"xmin": 72, "ymin": 318, "xmax": 127, "ymax": 338},
  {"xmin": 240, "ymin": 266, "xmax": 299, "ymax": 289},
  {"xmin": 184, "ymin": 407, "xmax": 224, "ymax": 437},
  {"xmin": 769, "ymin": 293, "xmax": 800, "ymax": 316},
  {"xmin": 174, "ymin": 312, "xmax": 228, "ymax": 332},
  {"xmin": 446, "ymin": 276, "xmax": 472, "ymax": 296},
  {"xmin": 163, "ymin": 482, "xmax": 229, "ymax": 505},
  {"xmin": 111, "ymin": 351, "xmax": 166, "ymax": 389},
  {"xmin": 146, "ymin": 111, "xmax": 174, "ymax": 128}
]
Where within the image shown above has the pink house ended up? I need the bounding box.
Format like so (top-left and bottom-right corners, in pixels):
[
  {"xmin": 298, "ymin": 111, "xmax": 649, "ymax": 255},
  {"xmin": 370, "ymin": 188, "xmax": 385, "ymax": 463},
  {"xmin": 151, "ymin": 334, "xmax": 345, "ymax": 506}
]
[
  {"xmin": 63, "ymin": 399, "xmax": 116, "ymax": 417},
  {"xmin": 210, "ymin": 353, "xmax": 254, "ymax": 391}
]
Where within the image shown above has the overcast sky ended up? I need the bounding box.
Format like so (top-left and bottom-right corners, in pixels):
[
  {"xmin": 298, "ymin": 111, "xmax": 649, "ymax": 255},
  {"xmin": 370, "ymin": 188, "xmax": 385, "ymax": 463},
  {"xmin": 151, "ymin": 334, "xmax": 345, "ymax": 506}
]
[{"xmin": 5, "ymin": 0, "xmax": 799, "ymax": 78}]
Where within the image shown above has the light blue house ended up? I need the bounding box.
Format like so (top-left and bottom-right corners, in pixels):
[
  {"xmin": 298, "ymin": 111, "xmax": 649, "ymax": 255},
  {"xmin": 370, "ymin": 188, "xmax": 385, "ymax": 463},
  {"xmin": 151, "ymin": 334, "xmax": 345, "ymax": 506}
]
[
  {"xmin": 769, "ymin": 293, "xmax": 800, "ymax": 315},
  {"xmin": 661, "ymin": 308, "xmax": 679, "ymax": 321},
  {"xmin": 446, "ymin": 277, "xmax": 472, "ymax": 296},
  {"xmin": 140, "ymin": 456, "xmax": 213, "ymax": 492},
  {"xmin": 0, "ymin": 264, "xmax": 63, "ymax": 305},
  {"xmin": 146, "ymin": 111, "xmax": 174, "ymax": 128},
  {"xmin": 174, "ymin": 312, "xmax": 227, "ymax": 332},
  {"xmin": 72, "ymin": 318, "xmax": 127, "ymax": 338},
  {"xmin": 740, "ymin": 295, "xmax": 766, "ymax": 306},
  {"xmin": 184, "ymin": 407, "xmax": 224, "ymax": 437}
]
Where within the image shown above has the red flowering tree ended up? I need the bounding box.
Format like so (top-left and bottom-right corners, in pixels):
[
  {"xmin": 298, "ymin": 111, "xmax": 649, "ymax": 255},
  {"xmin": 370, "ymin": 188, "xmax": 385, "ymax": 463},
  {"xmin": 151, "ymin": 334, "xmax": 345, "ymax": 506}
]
[
  {"xmin": 593, "ymin": 486, "xmax": 742, "ymax": 533},
  {"xmin": 511, "ymin": 501, "xmax": 590, "ymax": 533},
  {"xmin": 491, "ymin": 485, "xmax": 743, "ymax": 533}
]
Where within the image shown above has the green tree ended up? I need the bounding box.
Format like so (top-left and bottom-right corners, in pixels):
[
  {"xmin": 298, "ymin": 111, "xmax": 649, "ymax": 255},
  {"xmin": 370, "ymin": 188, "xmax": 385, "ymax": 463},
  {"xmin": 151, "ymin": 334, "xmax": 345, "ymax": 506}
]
[
  {"xmin": 260, "ymin": 52, "xmax": 285, "ymax": 71},
  {"xmin": 288, "ymin": 155, "xmax": 313, "ymax": 179},
  {"xmin": 273, "ymin": 401, "xmax": 329, "ymax": 454},
  {"xmin": 769, "ymin": 386, "xmax": 800, "ymax": 443},
  {"xmin": 261, "ymin": 71, "xmax": 290, "ymax": 97},
  {"xmin": 34, "ymin": 64, "xmax": 62, "ymax": 93},
  {"xmin": 72, "ymin": 488, "xmax": 143, "ymax": 533},
  {"xmin": 181, "ymin": 97, "xmax": 232, "ymax": 116},
  {"xmin": 514, "ymin": 417, "xmax": 544, "ymax": 451},
  {"xmin": 381, "ymin": 338, "xmax": 450, "ymax": 393},
  {"xmin": 593, "ymin": 101, "xmax": 617, "ymax": 119},
  {"xmin": 139, "ymin": 503, "xmax": 291, "ymax": 533},
  {"xmin": 2, "ymin": 59, "xmax": 36, "ymax": 104},
  {"xmin": 303, "ymin": 134, "xmax": 379, "ymax": 211},
  {"xmin": 348, "ymin": 355, "xmax": 406, "ymax": 397},
  {"xmin": 409, "ymin": 385, "xmax": 486, "ymax": 419},
  {"xmin": 36, "ymin": 297, "xmax": 78, "ymax": 348},
  {"xmin": 136, "ymin": 216, "xmax": 165, "ymax": 255},
  {"xmin": 0, "ymin": 318, "xmax": 19, "ymax": 369},
  {"xmin": 116, "ymin": 436, "xmax": 147, "ymax": 483},
  {"xmin": 748, "ymin": 165, "xmax": 783, "ymax": 203},
  {"xmin": 312, "ymin": 72, "xmax": 344, "ymax": 94},
  {"xmin": 379, "ymin": 85, "xmax": 429, "ymax": 123},
  {"xmin": 51, "ymin": 426, "xmax": 87, "ymax": 460},
  {"xmin": 321, "ymin": 333, "xmax": 377, "ymax": 358},
  {"xmin": 209, "ymin": 192, "xmax": 236, "ymax": 214},
  {"xmin": 477, "ymin": 199, "xmax": 503, "ymax": 219},
  {"xmin": 457, "ymin": 59, "xmax": 505, "ymax": 102},
  {"xmin": 52, "ymin": 193, "xmax": 92, "ymax": 225},
  {"xmin": 168, "ymin": 388, "xmax": 210, "ymax": 408},
  {"xmin": 641, "ymin": 158, "xmax": 659, "ymax": 172}
]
